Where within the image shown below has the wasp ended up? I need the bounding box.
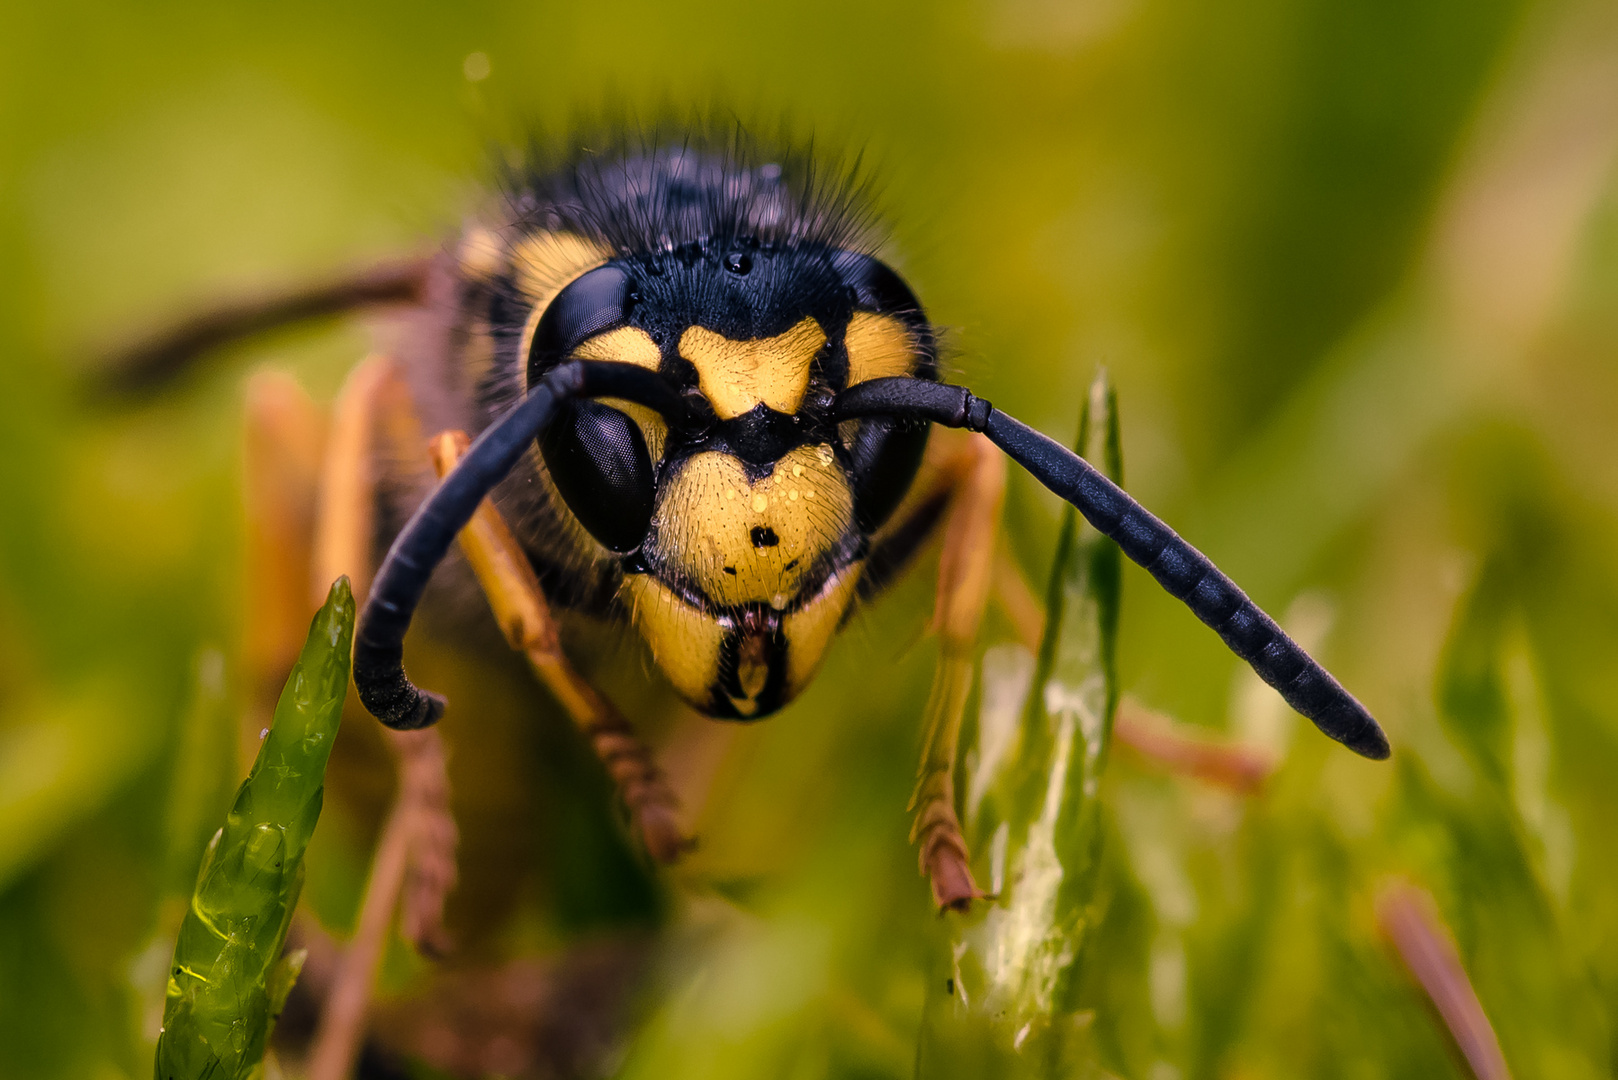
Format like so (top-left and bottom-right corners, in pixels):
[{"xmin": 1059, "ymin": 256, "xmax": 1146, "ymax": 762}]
[{"xmin": 113, "ymin": 129, "xmax": 1389, "ymax": 917}]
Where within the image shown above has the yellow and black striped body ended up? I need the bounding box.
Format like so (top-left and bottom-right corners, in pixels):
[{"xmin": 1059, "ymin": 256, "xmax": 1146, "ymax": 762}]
[{"xmin": 417, "ymin": 144, "xmax": 938, "ymax": 719}]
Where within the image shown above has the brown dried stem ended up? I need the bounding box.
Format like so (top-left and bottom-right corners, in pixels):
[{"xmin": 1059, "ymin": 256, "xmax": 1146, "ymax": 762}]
[
  {"xmin": 1377, "ymin": 879, "xmax": 1513, "ymax": 1080},
  {"xmin": 306, "ymin": 728, "xmax": 452, "ymax": 1080},
  {"xmin": 1113, "ymin": 697, "xmax": 1277, "ymax": 795}
]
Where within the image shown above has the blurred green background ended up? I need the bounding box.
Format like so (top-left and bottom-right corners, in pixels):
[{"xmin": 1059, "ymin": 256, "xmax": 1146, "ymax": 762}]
[{"xmin": 3, "ymin": 0, "xmax": 1618, "ymax": 1076}]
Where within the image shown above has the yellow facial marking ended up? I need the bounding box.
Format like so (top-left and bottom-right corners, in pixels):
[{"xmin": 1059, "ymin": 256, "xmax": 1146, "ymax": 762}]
[
  {"xmin": 844, "ymin": 312, "xmax": 918, "ymax": 386},
  {"xmin": 651, "ymin": 444, "xmax": 853, "ymax": 608},
  {"xmin": 783, "ymin": 566, "xmax": 862, "ymax": 696},
  {"xmin": 572, "ymin": 326, "xmax": 661, "ymax": 369},
  {"xmin": 622, "ymin": 574, "xmax": 726, "ymax": 707},
  {"xmin": 679, "ymin": 317, "xmax": 826, "ymax": 420},
  {"xmin": 514, "ymin": 231, "xmax": 614, "ymax": 374}
]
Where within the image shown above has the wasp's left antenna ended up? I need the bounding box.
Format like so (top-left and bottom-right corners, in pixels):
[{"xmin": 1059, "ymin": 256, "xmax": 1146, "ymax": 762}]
[
  {"xmin": 833, "ymin": 376, "xmax": 1391, "ymax": 761},
  {"xmin": 353, "ymin": 361, "xmax": 688, "ymax": 730}
]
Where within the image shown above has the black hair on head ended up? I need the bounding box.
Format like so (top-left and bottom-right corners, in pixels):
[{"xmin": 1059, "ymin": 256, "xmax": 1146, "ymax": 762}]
[{"xmin": 492, "ymin": 115, "xmax": 886, "ymax": 258}]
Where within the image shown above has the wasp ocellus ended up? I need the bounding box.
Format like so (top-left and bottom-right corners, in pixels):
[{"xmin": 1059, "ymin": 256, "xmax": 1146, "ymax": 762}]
[{"xmin": 114, "ymin": 128, "xmax": 1388, "ymax": 922}]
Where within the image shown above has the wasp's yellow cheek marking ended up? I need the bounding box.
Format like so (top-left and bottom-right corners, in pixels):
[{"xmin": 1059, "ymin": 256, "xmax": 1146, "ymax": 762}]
[
  {"xmin": 844, "ymin": 312, "xmax": 919, "ymax": 385},
  {"xmin": 622, "ymin": 574, "xmax": 725, "ymax": 708},
  {"xmin": 679, "ymin": 317, "xmax": 826, "ymax": 420},
  {"xmin": 783, "ymin": 566, "xmax": 862, "ymax": 696},
  {"xmin": 653, "ymin": 445, "xmax": 853, "ymax": 608}
]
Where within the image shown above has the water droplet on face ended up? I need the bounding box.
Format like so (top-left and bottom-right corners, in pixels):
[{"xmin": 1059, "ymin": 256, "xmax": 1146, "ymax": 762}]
[
  {"xmin": 792, "ymin": 464, "xmax": 804, "ymax": 477},
  {"xmin": 752, "ymin": 494, "xmax": 768, "ymax": 513}
]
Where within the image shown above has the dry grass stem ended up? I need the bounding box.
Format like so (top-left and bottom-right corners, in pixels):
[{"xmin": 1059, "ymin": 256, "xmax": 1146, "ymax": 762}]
[
  {"xmin": 1377, "ymin": 879, "xmax": 1513, "ymax": 1080},
  {"xmin": 1114, "ymin": 698, "xmax": 1276, "ymax": 794}
]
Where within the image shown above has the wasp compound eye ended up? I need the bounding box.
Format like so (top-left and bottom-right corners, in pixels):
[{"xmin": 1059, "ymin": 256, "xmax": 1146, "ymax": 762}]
[
  {"xmin": 539, "ymin": 399, "xmax": 656, "ymax": 552},
  {"xmin": 847, "ymin": 416, "xmax": 931, "ymax": 533},
  {"xmin": 833, "ymin": 253, "xmax": 937, "ymax": 530},
  {"xmin": 833, "ymin": 251, "xmax": 927, "ymax": 327},
  {"xmin": 526, "ymin": 263, "xmax": 635, "ymax": 380}
]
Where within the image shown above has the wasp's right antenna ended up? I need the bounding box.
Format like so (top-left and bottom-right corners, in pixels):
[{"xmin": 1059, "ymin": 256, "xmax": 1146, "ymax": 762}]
[{"xmin": 834, "ymin": 376, "xmax": 1391, "ymax": 761}]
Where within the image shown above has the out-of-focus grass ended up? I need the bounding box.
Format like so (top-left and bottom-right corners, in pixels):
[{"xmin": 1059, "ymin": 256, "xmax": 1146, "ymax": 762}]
[{"xmin": 3, "ymin": 0, "xmax": 1618, "ymax": 1077}]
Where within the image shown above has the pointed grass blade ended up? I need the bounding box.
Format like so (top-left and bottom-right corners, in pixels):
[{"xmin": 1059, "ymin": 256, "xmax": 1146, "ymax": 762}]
[
  {"xmin": 154, "ymin": 577, "xmax": 353, "ymax": 1080},
  {"xmin": 919, "ymin": 371, "xmax": 1122, "ymax": 1075}
]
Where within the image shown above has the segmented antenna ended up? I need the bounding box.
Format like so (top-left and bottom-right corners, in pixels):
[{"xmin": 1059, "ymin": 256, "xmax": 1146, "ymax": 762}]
[
  {"xmin": 352, "ymin": 361, "xmax": 689, "ymax": 730},
  {"xmin": 833, "ymin": 377, "xmax": 1390, "ymax": 760}
]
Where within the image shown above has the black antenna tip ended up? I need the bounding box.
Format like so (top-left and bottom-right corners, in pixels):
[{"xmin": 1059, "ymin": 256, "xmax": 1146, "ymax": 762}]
[
  {"xmin": 1315, "ymin": 697, "xmax": 1391, "ymax": 760},
  {"xmin": 378, "ymin": 690, "xmax": 447, "ymax": 732},
  {"xmin": 1348, "ymin": 722, "xmax": 1392, "ymax": 761}
]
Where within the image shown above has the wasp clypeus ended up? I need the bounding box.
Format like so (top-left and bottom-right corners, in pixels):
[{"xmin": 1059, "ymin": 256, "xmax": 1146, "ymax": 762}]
[{"xmin": 112, "ymin": 129, "xmax": 1389, "ymax": 914}]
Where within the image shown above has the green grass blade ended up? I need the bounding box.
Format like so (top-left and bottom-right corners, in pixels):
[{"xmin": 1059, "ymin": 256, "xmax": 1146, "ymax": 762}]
[
  {"xmin": 153, "ymin": 577, "xmax": 353, "ymax": 1080},
  {"xmin": 919, "ymin": 370, "xmax": 1122, "ymax": 1076}
]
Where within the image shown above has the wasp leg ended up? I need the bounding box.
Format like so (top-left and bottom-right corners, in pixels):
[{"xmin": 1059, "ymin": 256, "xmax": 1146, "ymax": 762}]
[
  {"xmin": 307, "ymin": 726, "xmax": 453, "ymax": 1080},
  {"xmin": 990, "ymin": 542, "xmax": 1046, "ymax": 657},
  {"xmin": 312, "ymin": 355, "xmax": 460, "ymax": 954},
  {"xmin": 98, "ymin": 255, "xmax": 432, "ymax": 397},
  {"xmin": 241, "ymin": 370, "xmax": 328, "ymax": 768},
  {"xmin": 865, "ymin": 431, "xmax": 1007, "ymax": 911},
  {"xmin": 427, "ymin": 430, "xmax": 693, "ymax": 865},
  {"xmin": 303, "ymin": 357, "xmax": 460, "ymax": 1080}
]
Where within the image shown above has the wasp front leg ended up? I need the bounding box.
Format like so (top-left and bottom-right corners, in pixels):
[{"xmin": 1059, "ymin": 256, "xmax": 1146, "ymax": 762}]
[
  {"xmin": 427, "ymin": 431, "xmax": 693, "ymax": 865},
  {"xmin": 241, "ymin": 370, "xmax": 327, "ymax": 766},
  {"xmin": 867, "ymin": 431, "xmax": 1007, "ymax": 911}
]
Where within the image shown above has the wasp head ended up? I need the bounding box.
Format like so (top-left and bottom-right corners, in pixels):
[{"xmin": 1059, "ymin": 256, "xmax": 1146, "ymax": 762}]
[{"xmin": 522, "ymin": 241, "xmax": 935, "ymax": 718}]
